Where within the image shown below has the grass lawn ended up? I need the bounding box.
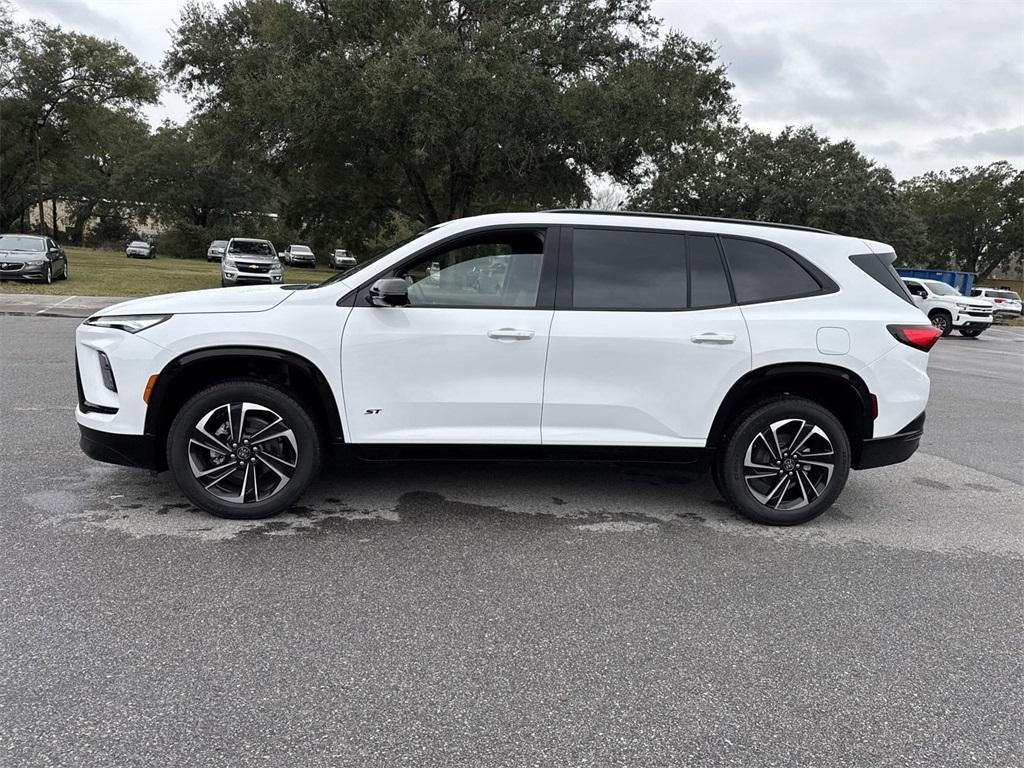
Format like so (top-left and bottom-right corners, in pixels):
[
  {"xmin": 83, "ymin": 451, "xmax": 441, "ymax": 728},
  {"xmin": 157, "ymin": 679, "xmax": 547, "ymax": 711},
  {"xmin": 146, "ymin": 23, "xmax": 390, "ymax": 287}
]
[{"xmin": 0, "ymin": 246, "xmax": 336, "ymax": 297}]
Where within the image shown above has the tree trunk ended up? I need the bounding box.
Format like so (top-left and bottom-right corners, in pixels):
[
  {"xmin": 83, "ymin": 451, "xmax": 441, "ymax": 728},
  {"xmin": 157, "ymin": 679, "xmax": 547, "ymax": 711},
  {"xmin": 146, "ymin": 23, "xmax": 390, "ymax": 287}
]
[{"xmin": 51, "ymin": 198, "xmax": 59, "ymax": 241}]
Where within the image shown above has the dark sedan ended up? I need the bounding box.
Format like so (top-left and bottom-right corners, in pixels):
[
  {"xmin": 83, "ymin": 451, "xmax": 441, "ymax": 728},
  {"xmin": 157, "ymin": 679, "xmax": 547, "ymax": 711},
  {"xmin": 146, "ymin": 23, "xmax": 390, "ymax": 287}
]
[{"xmin": 0, "ymin": 234, "xmax": 69, "ymax": 284}]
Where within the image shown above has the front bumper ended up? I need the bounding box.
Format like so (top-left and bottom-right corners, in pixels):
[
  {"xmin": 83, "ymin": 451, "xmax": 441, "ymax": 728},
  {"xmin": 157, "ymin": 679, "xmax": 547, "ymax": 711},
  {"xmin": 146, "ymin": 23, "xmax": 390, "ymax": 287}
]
[
  {"xmin": 0, "ymin": 263, "xmax": 48, "ymax": 280},
  {"xmin": 79, "ymin": 424, "xmax": 160, "ymax": 470},
  {"xmin": 222, "ymin": 271, "xmax": 283, "ymax": 284},
  {"xmin": 854, "ymin": 412, "xmax": 925, "ymax": 470}
]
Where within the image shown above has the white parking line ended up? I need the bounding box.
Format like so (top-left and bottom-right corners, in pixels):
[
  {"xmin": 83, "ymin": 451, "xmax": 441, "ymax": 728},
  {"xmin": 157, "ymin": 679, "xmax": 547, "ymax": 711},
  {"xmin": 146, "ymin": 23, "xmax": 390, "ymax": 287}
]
[{"xmin": 35, "ymin": 295, "xmax": 78, "ymax": 315}]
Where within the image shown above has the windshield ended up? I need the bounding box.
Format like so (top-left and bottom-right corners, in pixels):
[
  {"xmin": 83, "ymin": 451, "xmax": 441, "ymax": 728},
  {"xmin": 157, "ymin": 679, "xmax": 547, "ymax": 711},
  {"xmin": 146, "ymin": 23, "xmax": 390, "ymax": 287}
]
[
  {"xmin": 317, "ymin": 226, "xmax": 442, "ymax": 287},
  {"xmin": 229, "ymin": 240, "xmax": 274, "ymax": 256},
  {"xmin": 926, "ymin": 281, "xmax": 960, "ymax": 296},
  {"xmin": 129, "ymin": 241, "xmax": 148, "ymax": 248},
  {"xmin": 212, "ymin": 240, "xmax": 227, "ymax": 247},
  {"xmin": 0, "ymin": 235, "xmax": 45, "ymax": 252},
  {"xmin": 291, "ymin": 245, "xmax": 313, "ymax": 253}
]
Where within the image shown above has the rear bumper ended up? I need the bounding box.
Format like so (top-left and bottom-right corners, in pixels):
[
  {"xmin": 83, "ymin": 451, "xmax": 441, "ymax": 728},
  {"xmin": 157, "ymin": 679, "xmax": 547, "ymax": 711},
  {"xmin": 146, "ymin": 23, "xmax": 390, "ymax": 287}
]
[
  {"xmin": 854, "ymin": 412, "xmax": 925, "ymax": 470},
  {"xmin": 79, "ymin": 424, "xmax": 160, "ymax": 471}
]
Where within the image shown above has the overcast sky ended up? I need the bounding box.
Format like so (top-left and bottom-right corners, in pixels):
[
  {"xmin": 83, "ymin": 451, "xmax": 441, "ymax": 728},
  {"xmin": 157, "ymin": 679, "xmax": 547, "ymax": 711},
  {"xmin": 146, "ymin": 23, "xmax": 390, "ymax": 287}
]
[{"xmin": 11, "ymin": 0, "xmax": 1024, "ymax": 178}]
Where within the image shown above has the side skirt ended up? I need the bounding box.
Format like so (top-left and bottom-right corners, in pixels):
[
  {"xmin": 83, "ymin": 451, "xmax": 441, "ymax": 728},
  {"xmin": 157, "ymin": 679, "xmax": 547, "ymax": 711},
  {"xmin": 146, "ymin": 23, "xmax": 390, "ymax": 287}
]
[{"xmin": 333, "ymin": 442, "xmax": 712, "ymax": 468}]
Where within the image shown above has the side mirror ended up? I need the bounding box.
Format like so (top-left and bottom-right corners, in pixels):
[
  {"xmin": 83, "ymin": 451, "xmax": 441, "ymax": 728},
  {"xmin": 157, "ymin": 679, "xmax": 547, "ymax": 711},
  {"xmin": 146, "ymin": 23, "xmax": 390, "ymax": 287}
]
[{"xmin": 369, "ymin": 278, "xmax": 410, "ymax": 307}]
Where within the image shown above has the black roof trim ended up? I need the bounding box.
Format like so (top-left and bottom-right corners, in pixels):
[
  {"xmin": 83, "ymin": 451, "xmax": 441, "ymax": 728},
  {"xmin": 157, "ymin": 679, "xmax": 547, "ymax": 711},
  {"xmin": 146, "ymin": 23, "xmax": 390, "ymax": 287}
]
[{"xmin": 542, "ymin": 209, "xmax": 836, "ymax": 235}]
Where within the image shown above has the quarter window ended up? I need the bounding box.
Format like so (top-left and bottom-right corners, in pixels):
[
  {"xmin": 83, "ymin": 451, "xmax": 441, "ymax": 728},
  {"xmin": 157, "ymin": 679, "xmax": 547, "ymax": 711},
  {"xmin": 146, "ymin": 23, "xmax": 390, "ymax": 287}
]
[
  {"xmin": 687, "ymin": 235, "xmax": 732, "ymax": 308},
  {"xmin": 571, "ymin": 228, "xmax": 686, "ymax": 310},
  {"xmin": 400, "ymin": 230, "xmax": 545, "ymax": 308},
  {"xmin": 722, "ymin": 238, "xmax": 821, "ymax": 303}
]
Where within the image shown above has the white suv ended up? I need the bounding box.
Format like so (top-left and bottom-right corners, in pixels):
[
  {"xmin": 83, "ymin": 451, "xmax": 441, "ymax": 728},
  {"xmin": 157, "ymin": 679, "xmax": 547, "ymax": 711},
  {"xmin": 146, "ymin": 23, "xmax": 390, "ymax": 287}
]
[
  {"xmin": 970, "ymin": 287, "xmax": 1022, "ymax": 319},
  {"xmin": 76, "ymin": 212, "xmax": 939, "ymax": 526},
  {"xmin": 901, "ymin": 277, "xmax": 994, "ymax": 337}
]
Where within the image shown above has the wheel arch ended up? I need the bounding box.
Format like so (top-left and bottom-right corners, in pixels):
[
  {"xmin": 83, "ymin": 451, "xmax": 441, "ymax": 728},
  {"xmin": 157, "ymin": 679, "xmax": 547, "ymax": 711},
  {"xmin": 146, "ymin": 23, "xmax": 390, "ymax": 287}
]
[
  {"xmin": 144, "ymin": 346, "xmax": 344, "ymax": 470},
  {"xmin": 707, "ymin": 363, "xmax": 874, "ymax": 462}
]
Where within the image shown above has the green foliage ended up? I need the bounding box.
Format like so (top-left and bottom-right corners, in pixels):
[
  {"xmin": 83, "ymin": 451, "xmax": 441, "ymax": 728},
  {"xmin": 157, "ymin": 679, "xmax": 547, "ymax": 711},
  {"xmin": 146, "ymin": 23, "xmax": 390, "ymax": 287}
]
[
  {"xmin": 633, "ymin": 125, "xmax": 928, "ymax": 259},
  {"xmin": 163, "ymin": 0, "xmax": 737, "ymax": 244},
  {"xmin": 899, "ymin": 162, "xmax": 1023, "ymax": 279},
  {"xmin": 0, "ymin": 14, "xmax": 159, "ymax": 231}
]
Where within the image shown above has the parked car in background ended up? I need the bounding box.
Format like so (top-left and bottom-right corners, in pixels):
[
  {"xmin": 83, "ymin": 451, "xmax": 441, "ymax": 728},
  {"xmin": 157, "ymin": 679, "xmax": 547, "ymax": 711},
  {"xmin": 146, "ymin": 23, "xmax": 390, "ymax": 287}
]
[
  {"xmin": 221, "ymin": 238, "xmax": 283, "ymax": 287},
  {"xmin": 126, "ymin": 240, "xmax": 154, "ymax": 259},
  {"xmin": 207, "ymin": 240, "xmax": 228, "ymax": 262},
  {"xmin": 78, "ymin": 210, "xmax": 938, "ymax": 526},
  {"xmin": 0, "ymin": 233, "xmax": 68, "ymax": 284},
  {"xmin": 970, "ymin": 287, "xmax": 1022, "ymax": 318},
  {"xmin": 328, "ymin": 249, "xmax": 356, "ymax": 269},
  {"xmin": 280, "ymin": 244, "xmax": 316, "ymax": 267},
  {"xmin": 901, "ymin": 277, "xmax": 993, "ymax": 337}
]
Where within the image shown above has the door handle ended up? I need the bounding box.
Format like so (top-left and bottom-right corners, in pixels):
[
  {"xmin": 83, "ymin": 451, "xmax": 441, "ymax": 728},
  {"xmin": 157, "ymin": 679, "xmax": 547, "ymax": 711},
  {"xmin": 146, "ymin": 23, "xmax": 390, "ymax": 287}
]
[
  {"xmin": 487, "ymin": 328, "xmax": 535, "ymax": 341},
  {"xmin": 691, "ymin": 332, "xmax": 736, "ymax": 345}
]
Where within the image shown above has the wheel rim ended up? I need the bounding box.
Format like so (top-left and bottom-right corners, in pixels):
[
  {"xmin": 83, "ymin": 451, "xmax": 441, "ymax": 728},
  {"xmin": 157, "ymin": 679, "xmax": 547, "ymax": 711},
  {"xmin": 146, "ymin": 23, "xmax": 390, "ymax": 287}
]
[
  {"xmin": 743, "ymin": 419, "xmax": 834, "ymax": 511},
  {"xmin": 46, "ymin": 266, "xmax": 51, "ymax": 284},
  {"xmin": 187, "ymin": 402, "xmax": 298, "ymax": 505},
  {"xmin": 931, "ymin": 315, "xmax": 948, "ymax": 331}
]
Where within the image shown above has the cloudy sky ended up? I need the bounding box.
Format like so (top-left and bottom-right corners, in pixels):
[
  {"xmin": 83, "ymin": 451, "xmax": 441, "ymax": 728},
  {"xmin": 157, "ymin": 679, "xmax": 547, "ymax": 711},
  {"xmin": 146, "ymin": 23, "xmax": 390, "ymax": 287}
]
[{"xmin": 11, "ymin": 0, "xmax": 1024, "ymax": 178}]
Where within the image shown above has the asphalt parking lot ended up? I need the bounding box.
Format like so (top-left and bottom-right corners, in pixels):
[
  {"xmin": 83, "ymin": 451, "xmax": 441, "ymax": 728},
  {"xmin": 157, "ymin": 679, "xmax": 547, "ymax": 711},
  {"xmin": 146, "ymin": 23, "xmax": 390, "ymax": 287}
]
[{"xmin": 1, "ymin": 314, "xmax": 1021, "ymax": 767}]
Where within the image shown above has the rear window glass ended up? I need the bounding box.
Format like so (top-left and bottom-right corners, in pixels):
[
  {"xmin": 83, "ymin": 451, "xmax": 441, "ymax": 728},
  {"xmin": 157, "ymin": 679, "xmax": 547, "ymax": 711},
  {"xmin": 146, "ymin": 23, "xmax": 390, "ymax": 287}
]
[
  {"xmin": 571, "ymin": 229, "xmax": 686, "ymax": 310},
  {"xmin": 849, "ymin": 253, "xmax": 914, "ymax": 305},
  {"xmin": 722, "ymin": 238, "xmax": 820, "ymax": 303},
  {"xmin": 991, "ymin": 290, "xmax": 1019, "ymax": 300}
]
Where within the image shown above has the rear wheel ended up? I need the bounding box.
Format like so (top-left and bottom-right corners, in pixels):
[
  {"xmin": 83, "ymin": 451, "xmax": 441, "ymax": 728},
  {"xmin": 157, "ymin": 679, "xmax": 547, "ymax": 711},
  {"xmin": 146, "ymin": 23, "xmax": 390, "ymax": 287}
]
[
  {"xmin": 59, "ymin": 261, "xmax": 68, "ymax": 280},
  {"xmin": 959, "ymin": 328, "xmax": 984, "ymax": 338},
  {"xmin": 44, "ymin": 264, "xmax": 52, "ymax": 284},
  {"xmin": 715, "ymin": 397, "xmax": 851, "ymax": 525},
  {"xmin": 929, "ymin": 310, "xmax": 952, "ymax": 337},
  {"xmin": 167, "ymin": 380, "xmax": 321, "ymax": 519}
]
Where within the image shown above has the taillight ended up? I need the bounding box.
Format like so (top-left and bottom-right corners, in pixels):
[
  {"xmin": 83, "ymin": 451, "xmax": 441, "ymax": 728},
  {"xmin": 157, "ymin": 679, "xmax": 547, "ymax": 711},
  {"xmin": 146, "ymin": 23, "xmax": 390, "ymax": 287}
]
[
  {"xmin": 888, "ymin": 324, "xmax": 942, "ymax": 352},
  {"xmin": 993, "ymin": 298, "xmax": 1004, "ymax": 303}
]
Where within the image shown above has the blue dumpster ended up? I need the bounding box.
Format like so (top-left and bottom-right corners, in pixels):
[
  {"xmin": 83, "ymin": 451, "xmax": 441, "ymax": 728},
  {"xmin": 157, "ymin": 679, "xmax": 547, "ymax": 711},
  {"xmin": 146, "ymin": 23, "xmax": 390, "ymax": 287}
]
[{"xmin": 895, "ymin": 268, "xmax": 976, "ymax": 295}]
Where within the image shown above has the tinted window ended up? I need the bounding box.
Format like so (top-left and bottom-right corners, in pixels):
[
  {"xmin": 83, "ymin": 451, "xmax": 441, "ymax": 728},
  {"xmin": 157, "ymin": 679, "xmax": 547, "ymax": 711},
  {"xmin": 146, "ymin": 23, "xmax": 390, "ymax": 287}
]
[
  {"xmin": 687, "ymin": 235, "xmax": 732, "ymax": 307},
  {"xmin": 572, "ymin": 229, "xmax": 685, "ymax": 310},
  {"xmin": 400, "ymin": 230, "xmax": 544, "ymax": 308},
  {"xmin": 849, "ymin": 253, "xmax": 914, "ymax": 305},
  {"xmin": 722, "ymin": 238, "xmax": 820, "ymax": 303}
]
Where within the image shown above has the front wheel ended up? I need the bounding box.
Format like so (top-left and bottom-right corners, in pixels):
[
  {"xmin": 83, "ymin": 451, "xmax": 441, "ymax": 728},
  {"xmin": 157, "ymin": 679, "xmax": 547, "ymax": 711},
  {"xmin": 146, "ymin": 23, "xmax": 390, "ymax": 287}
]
[
  {"xmin": 929, "ymin": 311, "xmax": 952, "ymax": 337},
  {"xmin": 959, "ymin": 328, "xmax": 984, "ymax": 338},
  {"xmin": 166, "ymin": 380, "xmax": 322, "ymax": 519},
  {"xmin": 44, "ymin": 264, "xmax": 52, "ymax": 284},
  {"xmin": 59, "ymin": 261, "xmax": 68, "ymax": 280},
  {"xmin": 715, "ymin": 397, "xmax": 851, "ymax": 525}
]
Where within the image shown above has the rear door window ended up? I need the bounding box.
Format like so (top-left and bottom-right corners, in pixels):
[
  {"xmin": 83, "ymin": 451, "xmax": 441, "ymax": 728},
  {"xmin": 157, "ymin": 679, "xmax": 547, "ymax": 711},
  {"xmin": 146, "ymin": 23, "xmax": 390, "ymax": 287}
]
[
  {"xmin": 722, "ymin": 238, "xmax": 821, "ymax": 303},
  {"xmin": 570, "ymin": 228, "xmax": 686, "ymax": 310}
]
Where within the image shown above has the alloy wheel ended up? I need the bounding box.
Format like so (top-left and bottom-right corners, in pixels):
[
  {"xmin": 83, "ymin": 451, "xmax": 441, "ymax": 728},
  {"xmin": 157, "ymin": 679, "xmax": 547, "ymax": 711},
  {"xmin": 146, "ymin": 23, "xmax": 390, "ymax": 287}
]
[
  {"xmin": 187, "ymin": 402, "xmax": 298, "ymax": 504},
  {"xmin": 743, "ymin": 418, "xmax": 835, "ymax": 511},
  {"xmin": 931, "ymin": 314, "xmax": 949, "ymax": 333}
]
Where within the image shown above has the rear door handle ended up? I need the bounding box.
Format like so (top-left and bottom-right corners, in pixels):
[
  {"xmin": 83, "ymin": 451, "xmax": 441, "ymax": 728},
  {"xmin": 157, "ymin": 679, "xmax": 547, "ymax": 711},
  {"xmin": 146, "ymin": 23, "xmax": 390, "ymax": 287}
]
[
  {"xmin": 691, "ymin": 332, "xmax": 736, "ymax": 345},
  {"xmin": 487, "ymin": 328, "xmax": 535, "ymax": 341}
]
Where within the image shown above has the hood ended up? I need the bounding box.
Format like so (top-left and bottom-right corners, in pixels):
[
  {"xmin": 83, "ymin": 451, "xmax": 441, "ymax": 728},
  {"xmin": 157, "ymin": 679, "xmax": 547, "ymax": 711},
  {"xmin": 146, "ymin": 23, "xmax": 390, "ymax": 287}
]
[
  {"xmin": 0, "ymin": 251, "xmax": 42, "ymax": 263},
  {"xmin": 94, "ymin": 285, "xmax": 294, "ymax": 317}
]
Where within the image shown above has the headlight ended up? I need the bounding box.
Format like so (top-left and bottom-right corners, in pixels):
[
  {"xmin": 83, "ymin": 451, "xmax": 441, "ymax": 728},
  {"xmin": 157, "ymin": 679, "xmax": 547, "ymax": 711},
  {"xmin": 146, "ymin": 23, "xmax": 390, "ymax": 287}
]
[
  {"xmin": 84, "ymin": 314, "xmax": 172, "ymax": 333},
  {"xmin": 223, "ymin": 256, "xmax": 236, "ymax": 267},
  {"xmin": 270, "ymin": 263, "xmax": 283, "ymax": 272},
  {"xmin": 25, "ymin": 259, "xmax": 45, "ymax": 266},
  {"xmin": 955, "ymin": 302, "xmax": 972, "ymax": 309}
]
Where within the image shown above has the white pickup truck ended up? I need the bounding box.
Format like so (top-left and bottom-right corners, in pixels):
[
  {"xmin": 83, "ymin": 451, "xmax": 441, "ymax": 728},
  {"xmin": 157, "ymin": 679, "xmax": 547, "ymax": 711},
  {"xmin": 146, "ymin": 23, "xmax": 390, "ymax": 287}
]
[{"xmin": 901, "ymin": 277, "xmax": 994, "ymax": 337}]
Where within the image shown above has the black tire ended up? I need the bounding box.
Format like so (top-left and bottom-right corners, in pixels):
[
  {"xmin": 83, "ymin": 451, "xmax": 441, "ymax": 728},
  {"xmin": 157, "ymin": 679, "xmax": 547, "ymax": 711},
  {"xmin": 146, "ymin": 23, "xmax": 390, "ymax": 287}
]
[
  {"xmin": 44, "ymin": 264, "xmax": 52, "ymax": 284},
  {"xmin": 959, "ymin": 328, "xmax": 984, "ymax": 338},
  {"xmin": 166, "ymin": 380, "xmax": 322, "ymax": 519},
  {"xmin": 929, "ymin": 310, "xmax": 953, "ymax": 337},
  {"xmin": 59, "ymin": 261, "xmax": 68, "ymax": 280},
  {"xmin": 715, "ymin": 397, "xmax": 851, "ymax": 526}
]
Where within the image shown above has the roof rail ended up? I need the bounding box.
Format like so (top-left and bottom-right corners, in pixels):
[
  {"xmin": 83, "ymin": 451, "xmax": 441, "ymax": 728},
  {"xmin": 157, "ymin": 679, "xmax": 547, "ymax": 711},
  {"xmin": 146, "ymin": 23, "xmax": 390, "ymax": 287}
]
[{"xmin": 542, "ymin": 209, "xmax": 836, "ymax": 235}]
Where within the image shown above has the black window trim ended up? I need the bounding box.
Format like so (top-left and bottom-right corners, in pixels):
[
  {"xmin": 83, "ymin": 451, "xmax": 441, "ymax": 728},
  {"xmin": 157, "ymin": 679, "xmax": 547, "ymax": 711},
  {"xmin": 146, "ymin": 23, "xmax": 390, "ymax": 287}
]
[
  {"xmin": 353, "ymin": 224, "xmax": 558, "ymax": 310},
  {"xmin": 554, "ymin": 224, "xmax": 836, "ymax": 312}
]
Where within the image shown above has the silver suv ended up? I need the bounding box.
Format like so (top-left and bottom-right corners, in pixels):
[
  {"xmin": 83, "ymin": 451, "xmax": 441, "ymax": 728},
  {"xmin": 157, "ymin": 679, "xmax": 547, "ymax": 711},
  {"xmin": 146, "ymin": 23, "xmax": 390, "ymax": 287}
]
[{"xmin": 220, "ymin": 238, "xmax": 283, "ymax": 287}]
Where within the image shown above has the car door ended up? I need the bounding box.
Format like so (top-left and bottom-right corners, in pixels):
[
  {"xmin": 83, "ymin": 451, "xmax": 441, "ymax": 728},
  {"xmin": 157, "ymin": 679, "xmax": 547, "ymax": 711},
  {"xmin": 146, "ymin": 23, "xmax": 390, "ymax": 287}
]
[
  {"xmin": 542, "ymin": 228, "xmax": 751, "ymax": 447},
  {"xmin": 46, "ymin": 238, "xmax": 64, "ymax": 271},
  {"xmin": 903, "ymin": 280, "xmax": 929, "ymax": 310},
  {"xmin": 341, "ymin": 226, "xmax": 556, "ymax": 444}
]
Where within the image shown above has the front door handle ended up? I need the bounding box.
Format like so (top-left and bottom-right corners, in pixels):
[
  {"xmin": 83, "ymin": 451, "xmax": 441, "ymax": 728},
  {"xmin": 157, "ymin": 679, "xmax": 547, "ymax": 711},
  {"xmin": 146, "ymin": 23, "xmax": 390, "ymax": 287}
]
[
  {"xmin": 487, "ymin": 328, "xmax": 535, "ymax": 341},
  {"xmin": 691, "ymin": 332, "xmax": 736, "ymax": 345}
]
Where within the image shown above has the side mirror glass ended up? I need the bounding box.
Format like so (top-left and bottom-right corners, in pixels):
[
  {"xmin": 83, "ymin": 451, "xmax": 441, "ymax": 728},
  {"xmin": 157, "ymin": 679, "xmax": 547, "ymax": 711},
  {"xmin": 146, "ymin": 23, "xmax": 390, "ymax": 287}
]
[{"xmin": 369, "ymin": 278, "xmax": 410, "ymax": 307}]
